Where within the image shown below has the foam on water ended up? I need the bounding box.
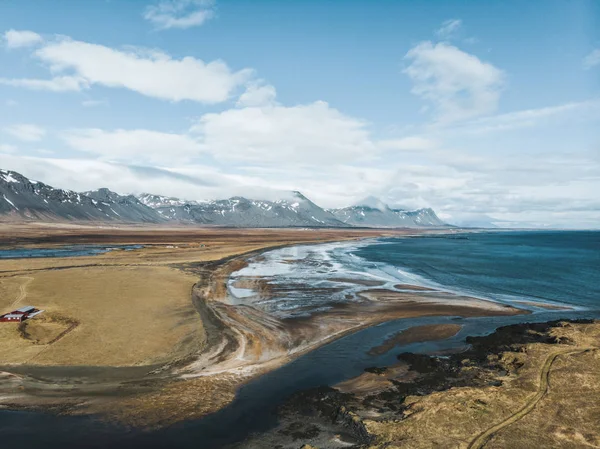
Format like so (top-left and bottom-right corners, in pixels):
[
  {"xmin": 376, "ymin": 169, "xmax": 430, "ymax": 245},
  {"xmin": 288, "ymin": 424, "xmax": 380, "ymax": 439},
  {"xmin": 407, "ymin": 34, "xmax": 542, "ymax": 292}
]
[{"xmin": 228, "ymin": 233, "xmax": 596, "ymax": 318}]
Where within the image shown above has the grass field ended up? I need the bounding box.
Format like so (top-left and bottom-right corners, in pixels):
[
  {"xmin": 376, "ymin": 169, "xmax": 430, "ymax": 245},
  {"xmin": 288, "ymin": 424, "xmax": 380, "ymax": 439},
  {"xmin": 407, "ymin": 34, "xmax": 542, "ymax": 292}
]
[
  {"xmin": 363, "ymin": 321, "xmax": 600, "ymax": 449},
  {"xmin": 0, "ymin": 266, "xmax": 202, "ymax": 366},
  {"xmin": 0, "ymin": 225, "xmax": 406, "ymax": 369}
]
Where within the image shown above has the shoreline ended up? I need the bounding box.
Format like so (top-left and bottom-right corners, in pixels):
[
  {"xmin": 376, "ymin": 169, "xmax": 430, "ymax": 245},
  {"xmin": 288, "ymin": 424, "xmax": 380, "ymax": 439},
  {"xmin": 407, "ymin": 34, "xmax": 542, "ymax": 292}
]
[
  {"xmin": 238, "ymin": 318, "xmax": 600, "ymax": 449},
  {"xmin": 100, "ymin": 237, "xmax": 529, "ymax": 427},
  {"xmin": 0, "ymin": 228, "xmax": 441, "ymax": 426},
  {"xmin": 0, "ymin": 228, "xmax": 596, "ymax": 448},
  {"xmin": 0, "ymin": 229, "xmax": 530, "ymax": 428}
]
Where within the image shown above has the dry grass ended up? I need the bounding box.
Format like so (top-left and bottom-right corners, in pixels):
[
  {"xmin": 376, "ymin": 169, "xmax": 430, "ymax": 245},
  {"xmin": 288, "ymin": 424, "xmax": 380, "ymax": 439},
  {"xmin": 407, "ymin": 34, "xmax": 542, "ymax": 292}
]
[
  {"xmin": 364, "ymin": 321, "xmax": 600, "ymax": 449},
  {"xmin": 0, "ymin": 225, "xmax": 402, "ymax": 368},
  {"xmin": 0, "ymin": 266, "xmax": 202, "ymax": 366},
  {"xmin": 99, "ymin": 374, "xmax": 241, "ymax": 428}
]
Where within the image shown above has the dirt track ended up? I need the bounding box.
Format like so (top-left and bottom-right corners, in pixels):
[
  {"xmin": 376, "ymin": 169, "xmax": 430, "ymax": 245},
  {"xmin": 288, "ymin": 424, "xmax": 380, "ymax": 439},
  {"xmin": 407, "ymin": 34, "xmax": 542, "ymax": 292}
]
[
  {"xmin": 9, "ymin": 276, "xmax": 33, "ymax": 308},
  {"xmin": 467, "ymin": 347, "xmax": 597, "ymax": 449}
]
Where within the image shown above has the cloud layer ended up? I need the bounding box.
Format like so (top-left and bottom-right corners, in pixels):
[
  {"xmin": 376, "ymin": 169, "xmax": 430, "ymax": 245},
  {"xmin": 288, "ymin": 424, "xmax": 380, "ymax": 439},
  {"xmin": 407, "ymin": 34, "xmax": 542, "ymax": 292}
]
[
  {"xmin": 0, "ymin": 16, "xmax": 597, "ymax": 229},
  {"xmin": 3, "ymin": 29, "xmax": 42, "ymax": 48},
  {"xmin": 4, "ymin": 124, "xmax": 46, "ymax": 142},
  {"xmin": 192, "ymin": 100, "xmax": 376, "ymax": 164},
  {"xmin": 583, "ymin": 49, "xmax": 600, "ymax": 69},
  {"xmin": 3, "ymin": 34, "xmax": 253, "ymax": 103},
  {"xmin": 144, "ymin": 0, "xmax": 216, "ymax": 30},
  {"xmin": 404, "ymin": 41, "xmax": 505, "ymax": 123}
]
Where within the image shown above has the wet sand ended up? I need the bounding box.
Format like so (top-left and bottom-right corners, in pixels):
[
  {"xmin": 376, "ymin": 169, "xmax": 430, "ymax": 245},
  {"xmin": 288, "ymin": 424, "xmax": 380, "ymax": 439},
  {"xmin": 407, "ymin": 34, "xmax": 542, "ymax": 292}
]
[
  {"xmin": 394, "ymin": 284, "xmax": 438, "ymax": 291},
  {"xmin": 368, "ymin": 323, "xmax": 463, "ymax": 356},
  {"xmin": 513, "ymin": 300, "xmax": 572, "ymax": 310}
]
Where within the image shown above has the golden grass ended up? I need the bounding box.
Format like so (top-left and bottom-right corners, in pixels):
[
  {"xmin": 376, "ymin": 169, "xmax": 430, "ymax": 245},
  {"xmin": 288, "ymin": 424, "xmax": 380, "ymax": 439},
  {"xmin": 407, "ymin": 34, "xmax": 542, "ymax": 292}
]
[
  {"xmin": 364, "ymin": 322, "xmax": 600, "ymax": 449},
  {"xmin": 0, "ymin": 226, "xmax": 405, "ymax": 369},
  {"xmin": 0, "ymin": 266, "xmax": 202, "ymax": 366}
]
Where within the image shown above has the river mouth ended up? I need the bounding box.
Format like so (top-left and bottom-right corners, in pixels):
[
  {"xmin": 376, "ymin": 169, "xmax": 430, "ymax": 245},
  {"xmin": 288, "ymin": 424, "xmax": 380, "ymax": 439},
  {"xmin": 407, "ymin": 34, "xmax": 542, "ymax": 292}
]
[{"xmin": 2, "ymin": 310, "xmax": 597, "ymax": 449}]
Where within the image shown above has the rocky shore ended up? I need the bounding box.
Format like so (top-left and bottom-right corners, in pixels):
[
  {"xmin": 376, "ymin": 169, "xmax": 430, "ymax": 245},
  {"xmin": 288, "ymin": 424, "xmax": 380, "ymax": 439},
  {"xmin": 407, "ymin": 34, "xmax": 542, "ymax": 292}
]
[{"xmin": 236, "ymin": 319, "xmax": 600, "ymax": 449}]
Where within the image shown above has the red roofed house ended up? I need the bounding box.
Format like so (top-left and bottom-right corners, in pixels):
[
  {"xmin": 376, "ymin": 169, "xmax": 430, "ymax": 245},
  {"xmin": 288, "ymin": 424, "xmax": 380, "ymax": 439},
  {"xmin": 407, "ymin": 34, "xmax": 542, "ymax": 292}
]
[{"xmin": 0, "ymin": 306, "xmax": 44, "ymax": 322}]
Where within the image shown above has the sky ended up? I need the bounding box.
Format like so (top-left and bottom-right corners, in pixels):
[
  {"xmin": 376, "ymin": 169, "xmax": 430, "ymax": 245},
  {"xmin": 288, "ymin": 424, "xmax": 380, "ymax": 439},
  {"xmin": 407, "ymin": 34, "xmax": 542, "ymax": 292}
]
[{"xmin": 0, "ymin": 0, "xmax": 598, "ymax": 228}]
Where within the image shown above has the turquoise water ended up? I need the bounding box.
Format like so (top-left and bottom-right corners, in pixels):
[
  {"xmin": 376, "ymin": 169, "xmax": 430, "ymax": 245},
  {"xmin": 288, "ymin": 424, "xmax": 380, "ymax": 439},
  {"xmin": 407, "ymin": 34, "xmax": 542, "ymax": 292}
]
[
  {"xmin": 355, "ymin": 231, "xmax": 600, "ymax": 310},
  {"xmin": 1, "ymin": 231, "xmax": 598, "ymax": 448}
]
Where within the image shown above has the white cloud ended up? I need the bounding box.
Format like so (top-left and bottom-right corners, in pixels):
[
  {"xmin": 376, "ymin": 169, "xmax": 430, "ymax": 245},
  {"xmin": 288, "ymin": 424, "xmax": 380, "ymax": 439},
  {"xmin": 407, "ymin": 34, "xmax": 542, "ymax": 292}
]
[
  {"xmin": 435, "ymin": 19, "xmax": 462, "ymax": 40},
  {"xmin": 191, "ymin": 101, "xmax": 376, "ymax": 164},
  {"xmin": 404, "ymin": 41, "xmax": 505, "ymax": 123},
  {"xmin": 144, "ymin": 0, "xmax": 216, "ymax": 30},
  {"xmin": 0, "ymin": 75, "xmax": 88, "ymax": 92},
  {"xmin": 0, "ymin": 154, "xmax": 275, "ymax": 202},
  {"xmin": 454, "ymin": 99, "xmax": 600, "ymax": 133},
  {"xmin": 81, "ymin": 99, "xmax": 108, "ymax": 107},
  {"xmin": 583, "ymin": 49, "xmax": 600, "ymax": 69},
  {"xmin": 1, "ymin": 139, "xmax": 599, "ymax": 228},
  {"xmin": 4, "ymin": 124, "xmax": 46, "ymax": 142},
  {"xmin": 378, "ymin": 136, "xmax": 437, "ymax": 151},
  {"xmin": 0, "ymin": 144, "xmax": 17, "ymax": 154},
  {"xmin": 29, "ymin": 38, "xmax": 252, "ymax": 103},
  {"xmin": 3, "ymin": 29, "xmax": 43, "ymax": 48},
  {"xmin": 61, "ymin": 128, "xmax": 204, "ymax": 164},
  {"xmin": 236, "ymin": 83, "xmax": 277, "ymax": 107}
]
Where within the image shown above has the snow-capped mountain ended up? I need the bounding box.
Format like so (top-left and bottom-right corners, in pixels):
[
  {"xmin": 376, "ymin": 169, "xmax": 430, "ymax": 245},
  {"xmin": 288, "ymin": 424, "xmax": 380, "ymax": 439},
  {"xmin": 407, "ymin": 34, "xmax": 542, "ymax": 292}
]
[
  {"xmin": 0, "ymin": 169, "xmax": 166, "ymax": 222},
  {"xmin": 330, "ymin": 198, "xmax": 446, "ymax": 227},
  {"xmin": 83, "ymin": 188, "xmax": 167, "ymax": 223},
  {"xmin": 0, "ymin": 169, "xmax": 448, "ymax": 228},
  {"xmin": 136, "ymin": 193, "xmax": 200, "ymax": 208},
  {"xmin": 149, "ymin": 191, "xmax": 348, "ymax": 227}
]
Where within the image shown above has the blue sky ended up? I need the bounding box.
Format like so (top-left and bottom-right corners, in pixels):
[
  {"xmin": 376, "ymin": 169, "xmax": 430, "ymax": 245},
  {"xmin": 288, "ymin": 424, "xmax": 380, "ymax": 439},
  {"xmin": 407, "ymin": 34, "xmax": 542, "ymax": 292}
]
[{"xmin": 0, "ymin": 0, "xmax": 598, "ymax": 227}]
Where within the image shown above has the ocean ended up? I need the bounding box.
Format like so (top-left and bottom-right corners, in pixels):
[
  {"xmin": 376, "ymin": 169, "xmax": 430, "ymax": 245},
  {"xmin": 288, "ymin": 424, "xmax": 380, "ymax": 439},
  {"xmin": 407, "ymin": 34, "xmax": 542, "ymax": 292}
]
[
  {"xmin": 1, "ymin": 230, "xmax": 599, "ymax": 448},
  {"xmin": 228, "ymin": 230, "xmax": 600, "ymax": 315},
  {"xmin": 354, "ymin": 230, "xmax": 600, "ymax": 310}
]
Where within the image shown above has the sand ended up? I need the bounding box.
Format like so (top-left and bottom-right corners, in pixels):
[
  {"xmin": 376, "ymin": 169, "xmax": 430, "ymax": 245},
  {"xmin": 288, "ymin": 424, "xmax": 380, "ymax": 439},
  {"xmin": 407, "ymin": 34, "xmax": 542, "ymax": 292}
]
[{"xmin": 368, "ymin": 323, "xmax": 463, "ymax": 356}]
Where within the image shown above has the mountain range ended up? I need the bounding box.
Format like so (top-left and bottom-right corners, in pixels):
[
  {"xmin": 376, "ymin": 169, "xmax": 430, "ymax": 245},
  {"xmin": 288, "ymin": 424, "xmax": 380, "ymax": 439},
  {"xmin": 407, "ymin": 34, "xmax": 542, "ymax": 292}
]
[{"xmin": 0, "ymin": 168, "xmax": 447, "ymax": 228}]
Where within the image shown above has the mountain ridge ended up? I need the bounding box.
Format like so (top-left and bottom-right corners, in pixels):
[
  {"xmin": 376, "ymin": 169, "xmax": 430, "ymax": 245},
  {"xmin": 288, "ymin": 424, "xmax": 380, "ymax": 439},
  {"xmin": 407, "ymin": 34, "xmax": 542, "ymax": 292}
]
[{"xmin": 0, "ymin": 168, "xmax": 447, "ymax": 228}]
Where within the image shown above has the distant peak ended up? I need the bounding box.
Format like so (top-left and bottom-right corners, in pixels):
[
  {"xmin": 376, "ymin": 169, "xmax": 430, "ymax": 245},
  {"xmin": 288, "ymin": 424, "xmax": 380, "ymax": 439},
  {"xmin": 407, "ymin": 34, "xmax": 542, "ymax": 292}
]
[
  {"xmin": 291, "ymin": 190, "xmax": 307, "ymax": 199},
  {"xmin": 354, "ymin": 196, "xmax": 389, "ymax": 211}
]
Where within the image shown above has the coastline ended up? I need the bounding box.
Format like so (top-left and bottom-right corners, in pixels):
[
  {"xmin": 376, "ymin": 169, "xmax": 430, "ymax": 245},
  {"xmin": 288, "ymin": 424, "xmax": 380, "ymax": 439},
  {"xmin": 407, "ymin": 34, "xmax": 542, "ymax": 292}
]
[
  {"xmin": 96, "ymin": 239, "xmax": 528, "ymax": 428},
  {"xmin": 236, "ymin": 319, "xmax": 600, "ymax": 449},
  {"xmin": 0, "ymin": 227, "xmax": 448, "ymax": 425},
  {"xmin": 0, "ymin": 228, "xmax": 597, "ymax": 448},
  {"xmin": 0, "ymin": 228, "xmax": 529, "ymax": 429}
]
